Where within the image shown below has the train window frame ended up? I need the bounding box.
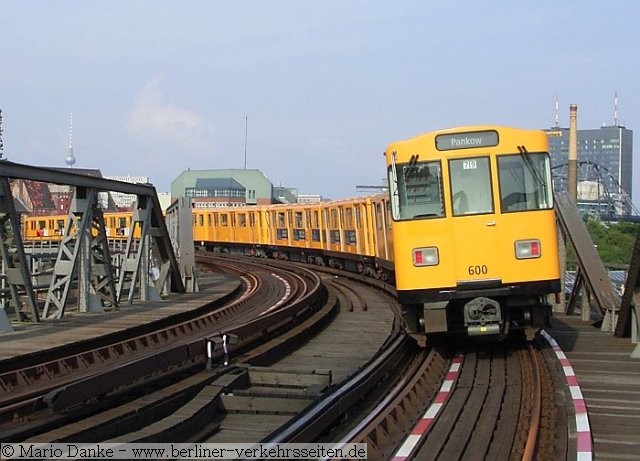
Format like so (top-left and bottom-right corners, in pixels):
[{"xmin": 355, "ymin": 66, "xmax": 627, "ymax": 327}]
[
  {"xmin": 388, "ymin": 159, "xmax": 445, "ymax": 221},
  {"xmin": 497, "ymin": 152, "xmax": 554, "ymax": 212},
  {"xmin": 448, "ymin": 156, "xmax": 494, "ymax": 216}
]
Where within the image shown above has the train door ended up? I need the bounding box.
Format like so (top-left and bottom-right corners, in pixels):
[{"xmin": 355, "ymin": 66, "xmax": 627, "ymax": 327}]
[{"xmin": 447, "ymin": 156, "xmax": 501, "ymax": 284}]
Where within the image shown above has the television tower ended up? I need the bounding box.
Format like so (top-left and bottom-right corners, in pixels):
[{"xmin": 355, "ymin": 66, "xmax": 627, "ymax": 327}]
[
  {"xmin": 65, "ymin": 113, "xmax": 76, "ymax": 167},
  {"xmin": 0, "ymin": 109, "xmax": 4, "ymax": 159}
]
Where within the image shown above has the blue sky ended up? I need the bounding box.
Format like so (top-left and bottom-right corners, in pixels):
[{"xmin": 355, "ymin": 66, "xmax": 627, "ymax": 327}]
[{"xmin": 1, "ymin": 1, "xmax": 638, "ymax": 201}]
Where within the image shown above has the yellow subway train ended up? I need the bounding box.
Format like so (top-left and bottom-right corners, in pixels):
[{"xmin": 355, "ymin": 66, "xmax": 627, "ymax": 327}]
[
  {"xmin": 22, "ymin": 212, "xmax": 139, "ymax": 240},
  {"xmin": 191, "ymin": 195, "xmax": 394, "ymax": 277},
  {"xmin": 21, "ymin": 125, "xmax": 561, "ymax": 345},
  {"xmin": 385, "ymin": 126, "xmax": 561, "ymax": 344}
]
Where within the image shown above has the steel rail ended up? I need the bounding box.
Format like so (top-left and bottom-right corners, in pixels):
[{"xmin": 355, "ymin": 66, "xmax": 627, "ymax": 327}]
[
  {"xmin": 263, "ymin": 332, "xmax": 408, "ymax": 443},
  {"xmin": 522, "ymin": 344, "xmax": 542, "ymax": 461}
]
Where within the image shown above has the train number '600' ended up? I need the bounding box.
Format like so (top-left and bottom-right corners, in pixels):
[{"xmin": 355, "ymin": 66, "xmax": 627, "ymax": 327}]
[{"xmin": 468, "ymin": 265, "xmax": 488, "ymax": 276}]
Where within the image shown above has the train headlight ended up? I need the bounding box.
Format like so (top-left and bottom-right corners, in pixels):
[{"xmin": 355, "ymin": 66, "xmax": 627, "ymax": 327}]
[
  {"xmin": 515, "ymin": 239, "xmax": 541, "ymax": 259},
  {"xmin": 413, "ymin": 247, "xmax": 439, "ymax": 266}
]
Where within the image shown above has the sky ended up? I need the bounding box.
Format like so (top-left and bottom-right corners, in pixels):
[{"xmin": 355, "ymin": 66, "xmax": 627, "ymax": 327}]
[{"xmin": 1, "ymin": 1, "xmax": 639, "ymax": 201}]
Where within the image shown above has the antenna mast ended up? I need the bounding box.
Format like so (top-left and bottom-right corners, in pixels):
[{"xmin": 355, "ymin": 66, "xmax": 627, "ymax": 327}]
[
  {"xmin": 554, "ymin": 95, "xmax": 560, "ymax": 127},
  {"xmin": 243, "ymin": 115, "xmax": 248, "ymax": 170},
  {"xmin": 614, "ymin": 91, "xmax": 619, "ymax": 127}
]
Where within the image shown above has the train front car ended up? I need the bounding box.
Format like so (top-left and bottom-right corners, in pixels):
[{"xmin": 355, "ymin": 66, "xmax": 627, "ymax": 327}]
[{"xmin": 385, "ymin": 126, "xmax": 561, "ymax": 345}]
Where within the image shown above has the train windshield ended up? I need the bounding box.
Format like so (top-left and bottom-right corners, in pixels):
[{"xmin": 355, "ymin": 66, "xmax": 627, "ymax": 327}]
[
  {"xmin": 498, "ymin": 153, "xmax": 553, "ymax": 212},
  {"xmin": 388, "ymin": 159, "xmax": 444, "ymax": 220},
  {"xmin": 448, "ymin": 157, "xmax": 494, "ymax": 215}
]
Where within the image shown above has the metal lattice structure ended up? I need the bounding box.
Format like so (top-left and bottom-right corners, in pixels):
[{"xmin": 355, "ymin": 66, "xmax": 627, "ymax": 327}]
[
  {"xmin": 1, "ymin": 160, "xmax": 185, "ymax": 326},
  {"xmin": 552, "ymin": 161, "xmax": 639, "ymax": 219},
  {"xmin": 0, "ymin": 176, "xmax": 39, "ymax": 325}
]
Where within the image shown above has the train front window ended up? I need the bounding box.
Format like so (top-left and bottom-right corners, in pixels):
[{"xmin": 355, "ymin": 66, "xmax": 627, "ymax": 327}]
[
  {"xmin": 498, "ymin": 153, "xmax": 553, "ymax": 212},
  {"xmin": 388, "ymin": 159, "xmax": 444, "ymax": 220},
  {"xmin": 449, "ymin": 157, "xmax": 493, "ymax": 216}
]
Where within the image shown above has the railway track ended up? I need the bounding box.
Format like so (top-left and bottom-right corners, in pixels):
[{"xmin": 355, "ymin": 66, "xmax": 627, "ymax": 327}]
[
  {"xmin": 372, "ymin": 338, "xmax": 560, "ymax": 461},
  {"xmin": 0, "ymin": 256, "xmax": 328, "ymax": 438},
  {"xmin": 0, "ymin": 254, "xmax": 400, "ymax": 445}
]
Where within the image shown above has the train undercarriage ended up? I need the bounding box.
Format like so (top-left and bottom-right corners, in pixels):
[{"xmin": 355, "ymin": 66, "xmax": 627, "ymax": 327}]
[{"xmin": 402, "ymin": 295, "xmax": 553, "ymax": 347}]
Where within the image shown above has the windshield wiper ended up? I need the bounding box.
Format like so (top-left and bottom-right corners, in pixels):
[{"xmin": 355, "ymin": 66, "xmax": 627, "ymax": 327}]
[{"xmin": 517, "ymin": 145, "xmax": 545, "ymax": 189}]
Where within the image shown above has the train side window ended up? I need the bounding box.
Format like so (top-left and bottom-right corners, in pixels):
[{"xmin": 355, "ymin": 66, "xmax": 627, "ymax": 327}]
[
  {"xmin": 449, "ymin": 157, "xmax": 493, "ymax": 216},
  {"xmin": 278, "ymin": 212, "xmax": 286, "ymax": 228},
  {"xmin": 345, "ymin": 208, "xmax": 353, "ymax": 227},
  {"xmin": 330, "ymin": 209, "xmax": 338, "ymax": 227},
  {"xmin": 375, "ymin": 203, "xmax": 383, "ymax": 229},
  {"xmin": 214, "ymin": 214, "xmax": 219, "ymax": 226},
  {"xmin": 221, "ymin": 214, "xmax": 228, "ymax": 227},
  {"xmin": 238, "ymin": 213, "xmax": 246, "ymax": 227},
  {"xmin": 344, "ymin": 230, "xmax": 356, "ymax": 245},
  {"xmin": 208, "ymin": 214, "xmax": 212, "ymax": 226},
  {"xmin": 330, "ymin": 230, "xmax": 341, "ymax": 243},
  {"xmin": 198, "ymin": 214, "xmax": 204, "ymax": 227}
]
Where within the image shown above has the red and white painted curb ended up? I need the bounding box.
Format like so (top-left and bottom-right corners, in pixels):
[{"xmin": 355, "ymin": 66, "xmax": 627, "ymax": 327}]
[
  {"xmin": 540, "ymin": 329, "xmax": 593, "ymax": 461},
  {"xmin": 392, "ymin": 355, "xmax": 463, "ymax": 460}
]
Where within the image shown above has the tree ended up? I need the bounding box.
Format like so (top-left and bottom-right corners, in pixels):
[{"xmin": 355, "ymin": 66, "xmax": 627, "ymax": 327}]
[{"xmin": 584, "ymin": 216, "xmax": 639, "ymax": 268}]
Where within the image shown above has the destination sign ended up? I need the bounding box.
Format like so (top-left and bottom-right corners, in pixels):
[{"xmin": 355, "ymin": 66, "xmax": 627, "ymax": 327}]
[{"xmin": 436, "ymin": 130, "xmax": 499, "ymax": 151}]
